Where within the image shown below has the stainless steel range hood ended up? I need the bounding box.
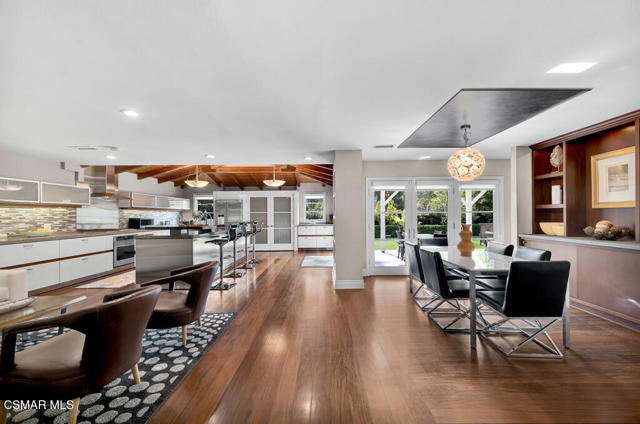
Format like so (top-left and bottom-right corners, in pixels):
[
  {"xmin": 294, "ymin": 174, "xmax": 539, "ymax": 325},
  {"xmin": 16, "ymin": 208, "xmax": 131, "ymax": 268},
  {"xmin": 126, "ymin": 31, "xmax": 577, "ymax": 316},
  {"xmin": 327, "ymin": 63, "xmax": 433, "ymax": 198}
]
[{"xmin": 83, "ymin": 166, "xmax": 119, "ymax": 198}]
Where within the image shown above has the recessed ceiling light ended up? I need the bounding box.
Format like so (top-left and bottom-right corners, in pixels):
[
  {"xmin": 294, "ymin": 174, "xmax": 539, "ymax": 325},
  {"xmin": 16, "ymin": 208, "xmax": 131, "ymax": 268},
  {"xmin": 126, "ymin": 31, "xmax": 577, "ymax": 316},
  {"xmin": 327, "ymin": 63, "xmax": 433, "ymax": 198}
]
[
  {"xmin": 106, "ymin": 154, "xmax": 117, "ymax": 160},
  {"xmin": 120, "ymin": 109, "xmax": 140, "ymax": 118},
  {"xmin": 547, "ymin": 62, "xmax": 597, "ymax": 74},
  {"xmin": 418, "ymin": 155, "xmax": 431, "ymax": 160},
  {"xmin": 304, "ymin": 156, "xmax": 313, "ymax": 161},
  {"xmin": 205, "ymin": 154, "xmax": 215, "ymax": 159}
]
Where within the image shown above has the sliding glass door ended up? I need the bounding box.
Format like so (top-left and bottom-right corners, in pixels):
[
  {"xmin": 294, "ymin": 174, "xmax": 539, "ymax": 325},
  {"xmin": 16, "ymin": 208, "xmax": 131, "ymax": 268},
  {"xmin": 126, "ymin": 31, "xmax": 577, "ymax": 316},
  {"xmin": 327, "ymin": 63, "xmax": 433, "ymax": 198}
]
[{"xmin": 366, "ymin": 177, "xmax": 502, "ymax": 275}]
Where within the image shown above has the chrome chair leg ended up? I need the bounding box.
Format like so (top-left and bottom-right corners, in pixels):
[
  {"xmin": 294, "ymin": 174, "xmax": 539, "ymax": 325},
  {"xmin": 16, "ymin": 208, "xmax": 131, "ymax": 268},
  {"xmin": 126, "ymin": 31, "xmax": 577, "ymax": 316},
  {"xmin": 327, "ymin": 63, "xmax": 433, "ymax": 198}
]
[{"xmin": 479, "ymin": 317, "xmax": 564, "ymax": 359}]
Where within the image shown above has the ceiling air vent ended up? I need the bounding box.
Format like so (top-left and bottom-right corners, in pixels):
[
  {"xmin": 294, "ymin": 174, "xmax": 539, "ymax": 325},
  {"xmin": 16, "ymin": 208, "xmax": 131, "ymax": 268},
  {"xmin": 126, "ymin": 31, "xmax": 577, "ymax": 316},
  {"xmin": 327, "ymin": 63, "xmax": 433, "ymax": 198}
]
[
  {"xmin": 373, "ymin": 144, "xmax": 395, "ymax": 149},
  {"xmin": 67, "ymin": 145, "xmax": 119, "ymax": 152}
]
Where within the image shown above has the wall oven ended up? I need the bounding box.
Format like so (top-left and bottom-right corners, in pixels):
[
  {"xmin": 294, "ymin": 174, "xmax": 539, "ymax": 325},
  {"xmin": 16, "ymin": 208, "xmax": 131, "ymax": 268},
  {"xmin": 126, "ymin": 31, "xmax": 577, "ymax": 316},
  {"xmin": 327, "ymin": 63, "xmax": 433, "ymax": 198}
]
[{"xmin": 114, "ymin": 235, "xmax": 136, "ymax": 267}]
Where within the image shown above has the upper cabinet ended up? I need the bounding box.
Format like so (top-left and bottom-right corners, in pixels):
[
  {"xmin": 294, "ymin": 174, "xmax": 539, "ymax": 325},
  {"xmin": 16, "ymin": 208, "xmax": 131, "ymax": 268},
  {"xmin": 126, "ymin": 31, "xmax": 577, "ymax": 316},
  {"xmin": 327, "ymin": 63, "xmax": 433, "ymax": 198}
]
[
  {"xmin": 169, "ymin": 197, "xmax": 190, "ymax": 210},
  {"xmin": 0, "ymin": 177, "xmax": 39, "ymax": 203},
  {"xmin": 40, "ymin": 182, "xmax": 91, "ymax": 205},
  {"xmin": 131, "ymin": 192, "xmax": 156, "ymax": 208},
  {"xmin": 156, "ymin": 195, "xmax": 171, "ymax": 209}
]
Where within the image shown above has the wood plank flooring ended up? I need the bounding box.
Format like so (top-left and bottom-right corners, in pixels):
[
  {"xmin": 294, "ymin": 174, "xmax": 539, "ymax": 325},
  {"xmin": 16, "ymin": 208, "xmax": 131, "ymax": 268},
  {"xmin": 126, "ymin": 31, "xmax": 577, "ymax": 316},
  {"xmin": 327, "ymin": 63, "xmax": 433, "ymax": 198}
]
[{"xmin": 47, "ymin": 251, "xmax": 640, "ymax": 423}]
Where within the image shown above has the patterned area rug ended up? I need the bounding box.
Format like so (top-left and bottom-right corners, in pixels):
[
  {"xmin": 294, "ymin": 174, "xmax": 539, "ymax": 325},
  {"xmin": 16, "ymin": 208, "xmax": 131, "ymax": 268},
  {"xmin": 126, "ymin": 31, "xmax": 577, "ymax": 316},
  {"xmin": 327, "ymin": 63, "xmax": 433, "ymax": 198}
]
[
  {"xmin": 4, "ymin": 312, "xmax": 236, "ymax": 424},
  {"xmin": 301, "ymin": 255, "xmax": 333, "ymax": 268},
  {"xmin": 76, "ymin": 271, "xmax": 136, "ymax": 289}
]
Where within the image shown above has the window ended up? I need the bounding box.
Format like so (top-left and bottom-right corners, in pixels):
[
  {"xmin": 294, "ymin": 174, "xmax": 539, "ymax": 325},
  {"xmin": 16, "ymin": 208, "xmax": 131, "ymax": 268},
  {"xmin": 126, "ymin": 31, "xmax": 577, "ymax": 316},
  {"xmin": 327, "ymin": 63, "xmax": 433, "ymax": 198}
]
[
  {"xmin": 459, "ymin": 185, "xmax": 495, "ymax": 247},
  {"xmin": 304, "ymin": 193, "xmax": 325, "ymax": 221},
  {"xmin": 194, "ymin": 198, "xmax": 213, "ymax": 213}
]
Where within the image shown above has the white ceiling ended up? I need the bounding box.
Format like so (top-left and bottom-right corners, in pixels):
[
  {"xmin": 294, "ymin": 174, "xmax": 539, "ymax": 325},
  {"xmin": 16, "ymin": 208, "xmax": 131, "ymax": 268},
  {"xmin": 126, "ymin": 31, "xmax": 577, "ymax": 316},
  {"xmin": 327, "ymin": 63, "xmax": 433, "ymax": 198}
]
[{"xmin": 1, "ymin": 0, "xmax": 639, "ymax": 165}]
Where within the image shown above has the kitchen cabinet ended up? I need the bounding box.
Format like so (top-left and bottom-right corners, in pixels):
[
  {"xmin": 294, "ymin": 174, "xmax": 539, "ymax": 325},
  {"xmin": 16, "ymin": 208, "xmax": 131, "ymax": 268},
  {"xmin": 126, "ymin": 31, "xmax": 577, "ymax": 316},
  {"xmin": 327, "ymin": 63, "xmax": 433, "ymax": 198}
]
[
  {"xmin": 297, "ymin": 225, "xmax": 334, "ymax": 250},
  {"xmin": 156, "ymin": 195, "xmax": 171, "ymax": 209},
  {"xmin": 169, "ymin": 197, "xmax": 190, "ymax": 210},
  {"xmin": 0, "ymin": 240, "xmax": 60, "ymax": 268},
  {"xmin": 20, "ymin": 262, "xmax": 60, "ymax": 291},
  {"xmin": 117, "ymin": 191, "xmax": 132, "ymax": 208},
  {"xmin": 131, "ymin": 193, "xmax": 156, "ymax": 208},
  {"xmin": 40, "ymin": 182, "xmax": 90, "ymax": 205},
  {"xmin": 59, "ymin": 252, "xmax": 112, "ymax": 282},
  {"xmin": 0, "ymin": 177, "xmax": 39, "ymax": 203},
  {"xmin": 60, "ymin": 236, "xmax": 112, "ymax": 257}
]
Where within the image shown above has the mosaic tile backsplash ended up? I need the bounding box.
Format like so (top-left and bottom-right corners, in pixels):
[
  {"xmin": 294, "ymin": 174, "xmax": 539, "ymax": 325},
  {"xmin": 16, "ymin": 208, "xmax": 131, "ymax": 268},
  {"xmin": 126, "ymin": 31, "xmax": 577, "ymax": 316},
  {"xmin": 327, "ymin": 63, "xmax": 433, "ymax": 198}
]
[
  {"xmin": 0, "ymin": 207, "xmax": 184, "ymax": 235},
  {"xmin": 0, "ymin": 206, "xmax": 77, "ymax": 234}
]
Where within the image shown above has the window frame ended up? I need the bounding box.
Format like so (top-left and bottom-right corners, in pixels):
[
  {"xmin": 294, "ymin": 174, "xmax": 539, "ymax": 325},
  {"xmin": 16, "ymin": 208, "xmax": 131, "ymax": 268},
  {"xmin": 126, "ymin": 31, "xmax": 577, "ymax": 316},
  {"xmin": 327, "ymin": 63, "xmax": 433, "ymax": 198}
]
[{"xmin": 303, "ymin": 192, "xmax": 326, "ymax": 222}]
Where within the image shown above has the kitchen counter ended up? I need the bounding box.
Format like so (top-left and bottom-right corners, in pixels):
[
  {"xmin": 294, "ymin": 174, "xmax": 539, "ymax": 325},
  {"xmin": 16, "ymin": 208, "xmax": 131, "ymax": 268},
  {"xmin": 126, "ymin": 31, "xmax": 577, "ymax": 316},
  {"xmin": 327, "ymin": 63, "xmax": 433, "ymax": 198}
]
[
  {"xmin": 0, "ymin": 229, "xmax": 153, "ymax": 246},
  {"xmin": 518, "ymin": 234, "xmax": 640, "ymax": 251}
]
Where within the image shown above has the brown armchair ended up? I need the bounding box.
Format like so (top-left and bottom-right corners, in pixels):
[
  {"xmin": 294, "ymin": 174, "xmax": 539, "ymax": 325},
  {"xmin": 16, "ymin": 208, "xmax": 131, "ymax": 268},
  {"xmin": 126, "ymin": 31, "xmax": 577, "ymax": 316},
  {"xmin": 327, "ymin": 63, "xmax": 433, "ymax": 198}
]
[
  {"xmin": 115, "ymin": 261, "xmax": 219, "ymax": 347},
  {"xmin": 0, "ymin": 285, "xmax": 161, "ymax": 424}
]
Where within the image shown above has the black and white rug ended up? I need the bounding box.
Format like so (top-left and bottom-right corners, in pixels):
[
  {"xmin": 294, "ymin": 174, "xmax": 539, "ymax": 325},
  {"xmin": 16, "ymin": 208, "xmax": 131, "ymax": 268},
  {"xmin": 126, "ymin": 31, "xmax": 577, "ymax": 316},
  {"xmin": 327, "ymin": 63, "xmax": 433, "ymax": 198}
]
[{"xmin": 4, "ymin": 312, "xmax": 236, "ymax": 424}]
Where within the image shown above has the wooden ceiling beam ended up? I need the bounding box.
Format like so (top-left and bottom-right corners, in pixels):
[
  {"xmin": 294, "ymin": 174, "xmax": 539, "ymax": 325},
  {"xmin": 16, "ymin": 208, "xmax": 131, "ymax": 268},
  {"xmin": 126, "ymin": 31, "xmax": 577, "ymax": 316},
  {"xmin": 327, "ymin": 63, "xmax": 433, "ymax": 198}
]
[
  {"xmin": 136, "ymin": 165, "xmax": 191, "ymax": 180},
  {"xmin": 228, "ymin": 174, "xmax": 245, "ymax": 190},
  {"xmin": 114, "ymin": 166, "xmax": 147, "ymax": 174},
  {"xmin": 204, "ymin": 173, "xmax": 223, "ymax": 187},
  {"xmin": 247, "ymin": 174, "xmax": 263, "ymax": 190},
  {"xmin": 295, "ymin": 167, "xmax": 333, "ymax": 184},
  {"xmin": 295, "ymin": 164, "xmax": 333, "ymax": 177},
  {"xmin": 157, "ymin": 166, "xmax": 197, "ymax": 184},
  {"xmin": 207, "ymin": 166, "xmax": 293, "ymax": 174},
  {"xmin": 296, "ymin": 169, "xmax": 333, "ymax": 185}
]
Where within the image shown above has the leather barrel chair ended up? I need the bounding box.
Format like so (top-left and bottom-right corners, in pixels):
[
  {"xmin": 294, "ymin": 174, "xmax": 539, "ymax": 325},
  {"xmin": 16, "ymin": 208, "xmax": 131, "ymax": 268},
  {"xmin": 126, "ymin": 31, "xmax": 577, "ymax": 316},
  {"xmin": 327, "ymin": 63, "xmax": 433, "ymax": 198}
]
[
  {"xmin": 0, "ymin": 285, "xmax": 161, "ymax": 424},
  {"xmin": 112, "ymin": 261, "xmax": 219, "ymax": 347}
]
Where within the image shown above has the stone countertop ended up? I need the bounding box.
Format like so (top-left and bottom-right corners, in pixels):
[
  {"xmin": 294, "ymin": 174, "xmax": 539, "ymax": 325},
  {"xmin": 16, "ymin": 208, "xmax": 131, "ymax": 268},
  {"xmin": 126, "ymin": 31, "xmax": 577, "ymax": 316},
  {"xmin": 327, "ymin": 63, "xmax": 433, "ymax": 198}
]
[
  {"xmin": 0, "ymin": 229, "xmax": 153, "ymax": 246},
  {"xmin": 518, "ymin": 234, "xmax": 640, "ymax": 251}
]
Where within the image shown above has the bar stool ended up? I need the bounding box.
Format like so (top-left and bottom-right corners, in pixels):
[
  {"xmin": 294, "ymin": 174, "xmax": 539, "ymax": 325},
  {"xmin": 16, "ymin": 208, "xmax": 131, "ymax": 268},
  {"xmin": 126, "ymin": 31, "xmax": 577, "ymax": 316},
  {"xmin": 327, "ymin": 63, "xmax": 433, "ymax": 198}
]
[
  {"xmin": 248, "ymin": 220, "xmax": 261, "ymax": 265},
  {"xmin": 224, "ymin": 224, "xmax": 244, "ymax": 279},
  {"xmin": 238, "ymin": 222, "xmax": 255, "ymax": 270},
  {"xmin": 206, "ymin": 226, "xmax": 236, "ymax": 290}
]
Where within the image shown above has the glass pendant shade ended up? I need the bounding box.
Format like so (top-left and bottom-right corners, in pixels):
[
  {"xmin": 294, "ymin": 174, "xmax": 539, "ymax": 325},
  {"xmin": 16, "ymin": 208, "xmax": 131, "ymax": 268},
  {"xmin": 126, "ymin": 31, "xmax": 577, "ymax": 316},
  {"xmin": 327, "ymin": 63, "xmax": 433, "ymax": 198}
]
[
  {"xmin": 184, "ymin": 165, "xmax": 210, "ymax": 188},
  {"xmin": 263, "ymin": 165, "xmax": 286, "ymax": 187}
]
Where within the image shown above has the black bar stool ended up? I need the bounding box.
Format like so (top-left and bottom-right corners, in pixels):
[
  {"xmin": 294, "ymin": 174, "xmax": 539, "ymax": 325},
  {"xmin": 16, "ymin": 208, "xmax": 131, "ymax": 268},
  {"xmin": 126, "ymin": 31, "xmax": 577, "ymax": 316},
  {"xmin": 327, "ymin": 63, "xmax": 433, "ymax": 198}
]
[
  {"xmin": 238, "ymin": 222, "xmax": 255, "ymax": 270},
  {"xmin": 248, "ymin": 220, "xmax": 261, "ymax": 265},
  {"xmin": 224, "ymin": 224, "xmax": 244, "ymax": 279},
  {"xmin": 207, "ymin": 226, "xmax": 236, "ymax": 290}
]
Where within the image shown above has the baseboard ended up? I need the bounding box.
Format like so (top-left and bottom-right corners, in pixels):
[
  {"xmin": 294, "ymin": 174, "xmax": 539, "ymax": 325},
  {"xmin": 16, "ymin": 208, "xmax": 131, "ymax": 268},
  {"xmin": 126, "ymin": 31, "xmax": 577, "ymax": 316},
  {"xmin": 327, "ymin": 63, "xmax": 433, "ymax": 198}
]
[{"xmin": 334, "ymin": 279, "xmax": 364, "ymax": 289}]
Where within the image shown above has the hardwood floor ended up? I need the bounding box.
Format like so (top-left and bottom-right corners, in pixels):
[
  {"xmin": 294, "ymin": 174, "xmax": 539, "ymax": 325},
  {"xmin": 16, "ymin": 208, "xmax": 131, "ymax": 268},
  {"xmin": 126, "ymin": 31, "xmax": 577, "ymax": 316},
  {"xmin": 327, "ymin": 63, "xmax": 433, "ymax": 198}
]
[{"xmin": 48, "ymin": 251, "xmax": 640, "ymax": 423}]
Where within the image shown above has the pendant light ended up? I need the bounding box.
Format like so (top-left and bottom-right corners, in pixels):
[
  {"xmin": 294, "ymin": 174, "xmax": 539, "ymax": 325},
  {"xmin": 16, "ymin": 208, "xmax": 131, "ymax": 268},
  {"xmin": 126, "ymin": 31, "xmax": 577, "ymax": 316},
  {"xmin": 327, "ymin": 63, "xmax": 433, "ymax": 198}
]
[
  {"xmin": 263, "ymin": 165, "xmax": 286, "ymax": 187},
  {"xmin": 447, "ymin": 124, "xmax": 485, "ymax": 181},
  {"xmin": 184, "ymin": 165, "xmax": 210, "ymax": 188}
]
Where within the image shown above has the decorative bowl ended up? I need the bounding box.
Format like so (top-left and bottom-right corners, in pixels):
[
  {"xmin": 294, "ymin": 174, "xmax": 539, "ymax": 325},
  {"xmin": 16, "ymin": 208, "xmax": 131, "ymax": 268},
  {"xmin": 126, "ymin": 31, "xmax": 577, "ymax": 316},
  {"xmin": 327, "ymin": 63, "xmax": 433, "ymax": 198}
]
[{"xmin": 540, "ymin": 222, "xmax": 565, "ymax": 236}]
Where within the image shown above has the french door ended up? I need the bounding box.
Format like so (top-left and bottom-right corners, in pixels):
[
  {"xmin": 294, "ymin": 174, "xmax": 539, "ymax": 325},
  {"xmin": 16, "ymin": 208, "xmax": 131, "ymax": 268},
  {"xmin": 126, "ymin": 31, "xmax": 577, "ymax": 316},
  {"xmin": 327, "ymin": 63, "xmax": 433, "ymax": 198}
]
[
  {"xmin": 248, "ymin": 193, "xmax": 295, "ymax": 251},
  {"xmin": 366, "ymin": 177, "xmax": 502, "ymax": 275}
]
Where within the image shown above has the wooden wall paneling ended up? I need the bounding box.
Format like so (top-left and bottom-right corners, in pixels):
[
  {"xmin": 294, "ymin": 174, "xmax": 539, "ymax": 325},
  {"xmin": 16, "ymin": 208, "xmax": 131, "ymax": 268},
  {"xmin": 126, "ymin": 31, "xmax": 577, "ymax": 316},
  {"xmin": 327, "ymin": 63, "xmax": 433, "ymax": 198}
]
[
  {"xmin": 584, "ymin": 124, "xmax": 636, "ymax": 229},
  {"xmin": 564, "ymin": 140, "xmax": 587, "ymax": 236},
  {"xmin": 636, "ymin": 119, "xmax": 640, "ymax": 242},
  {"xmin": 522, "ymin": 238, "xmax": 579, "ymax": 298}
]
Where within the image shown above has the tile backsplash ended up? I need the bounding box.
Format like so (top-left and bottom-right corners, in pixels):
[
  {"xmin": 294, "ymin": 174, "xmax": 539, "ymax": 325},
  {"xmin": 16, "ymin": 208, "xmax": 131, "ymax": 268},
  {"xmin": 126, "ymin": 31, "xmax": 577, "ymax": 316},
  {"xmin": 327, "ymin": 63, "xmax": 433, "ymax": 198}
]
[
  {"xmin": 0, "ymin": 206, "xmax": 77, "ymax": 234},
  {"xmin": 0, "ymin": 206, "xmax": 184, "ymax": 234}
]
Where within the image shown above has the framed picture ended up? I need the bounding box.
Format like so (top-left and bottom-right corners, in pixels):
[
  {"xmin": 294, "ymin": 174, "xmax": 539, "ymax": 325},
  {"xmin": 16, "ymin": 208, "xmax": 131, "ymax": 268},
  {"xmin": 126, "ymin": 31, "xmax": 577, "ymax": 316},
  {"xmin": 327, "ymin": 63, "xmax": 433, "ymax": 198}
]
[{"xmin": 591, "ymin": 146, "xmax": 636, "ymax": 208}]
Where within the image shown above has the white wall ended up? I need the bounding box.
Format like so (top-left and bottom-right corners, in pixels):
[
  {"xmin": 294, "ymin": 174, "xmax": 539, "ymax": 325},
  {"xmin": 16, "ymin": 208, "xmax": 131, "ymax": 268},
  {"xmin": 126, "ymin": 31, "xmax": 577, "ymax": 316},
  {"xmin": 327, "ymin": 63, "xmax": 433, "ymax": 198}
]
[
  {"xmin": 0, "ymin": 149, "xmax": 77, "ymax": 185},
  {"xmin": 510, "ymin": 146, "xmax": 532, "ymax": 242},
  {"xmin": 118, "ymin": 172, "xmax": 185, "ymax": 197}
]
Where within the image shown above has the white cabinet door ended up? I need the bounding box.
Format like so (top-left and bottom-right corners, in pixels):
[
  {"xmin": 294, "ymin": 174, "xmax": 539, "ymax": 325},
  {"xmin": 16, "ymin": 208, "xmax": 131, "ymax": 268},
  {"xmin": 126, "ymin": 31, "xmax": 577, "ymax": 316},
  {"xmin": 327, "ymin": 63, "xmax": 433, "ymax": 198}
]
[
  {"xmin": 59, "ymin": 252, "xmax": 112, "ymax": 282},
  {"xmin": 21, "ymin": 262, "xmax": 60, "ymax": 291},
  {"xmin": 316, "ymin": 237, "xmax": 334, "ymax": 249},
  {"xmin": 156, "ymin": 196, "xmax": 171, "ymax": 209},
  {"xmin": 316, "ymin": 226, "xmax": 334, "ymax": 235},
  {"xmin": 298, "ymin": 226, "xmax": 314, "ymax": 235},
  {"xmin": 60, "ymin": 236, "xmax": 112, "ymax": 257},
  {"xmin": 40, "ymin": 182, "xmax": 91, "ymax": 205},
  {"xmin": 0, "ymin": 178, "xmax": 39, "ymax": 203},
  {"xmin": 298, "ymin": 237, "xmax": 316, "ymax": 248},
  {"xmin": 0, "ymin": 240, "xmax": 60, "ymax": 268},
  {"xmin": 131, "ymin": 193, "xmax": 156, "ymax": 208}
]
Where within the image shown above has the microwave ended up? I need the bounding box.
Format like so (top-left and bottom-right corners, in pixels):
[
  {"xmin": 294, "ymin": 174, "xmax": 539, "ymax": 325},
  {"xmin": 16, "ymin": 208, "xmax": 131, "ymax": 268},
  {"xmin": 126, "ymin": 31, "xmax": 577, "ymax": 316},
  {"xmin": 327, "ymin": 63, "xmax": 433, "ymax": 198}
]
[{"xmin": 128, "ymin": 217, "xmax": 155, "ymax": 229}]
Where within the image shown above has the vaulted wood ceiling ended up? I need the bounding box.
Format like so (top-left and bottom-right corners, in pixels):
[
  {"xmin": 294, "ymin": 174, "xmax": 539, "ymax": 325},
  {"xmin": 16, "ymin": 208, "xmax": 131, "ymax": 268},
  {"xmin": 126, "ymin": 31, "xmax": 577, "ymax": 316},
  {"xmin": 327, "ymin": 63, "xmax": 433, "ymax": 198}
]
[{"xmin": 114, "ymin": 165, "xmax": 333, "ymax": 189}]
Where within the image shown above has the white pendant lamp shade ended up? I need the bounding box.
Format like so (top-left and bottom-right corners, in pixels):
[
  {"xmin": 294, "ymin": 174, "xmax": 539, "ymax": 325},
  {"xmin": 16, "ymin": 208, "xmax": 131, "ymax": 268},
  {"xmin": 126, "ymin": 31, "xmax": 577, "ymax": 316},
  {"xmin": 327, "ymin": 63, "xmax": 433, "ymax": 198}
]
[
  {"xmin": 447, "ymin": 125, "xmax": 485, "ymax": 181},
  {"xmin": 263, "ymin": 165, "xmax": 286, "ymax": 187},
  {"xmin": 184, "ymin": 165, "xmax": 210, "ymax": 188}
]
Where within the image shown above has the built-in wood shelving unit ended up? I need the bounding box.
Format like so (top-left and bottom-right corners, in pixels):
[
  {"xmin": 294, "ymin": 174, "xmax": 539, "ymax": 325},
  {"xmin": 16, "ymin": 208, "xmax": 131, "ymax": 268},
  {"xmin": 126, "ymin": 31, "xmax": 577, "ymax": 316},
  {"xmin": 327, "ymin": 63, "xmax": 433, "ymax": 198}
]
[{"xmin": 530, "ymin": 110, "xmax": 640, "ymax": 241}]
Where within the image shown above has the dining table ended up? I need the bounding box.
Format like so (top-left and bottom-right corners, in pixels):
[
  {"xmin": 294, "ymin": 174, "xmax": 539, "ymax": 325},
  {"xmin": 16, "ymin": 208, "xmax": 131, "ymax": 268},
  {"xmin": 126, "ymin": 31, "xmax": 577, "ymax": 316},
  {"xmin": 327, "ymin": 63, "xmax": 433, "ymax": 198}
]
[{"xmin": 421, "ymin": 246, "xmax": 570, "ymax": 349}]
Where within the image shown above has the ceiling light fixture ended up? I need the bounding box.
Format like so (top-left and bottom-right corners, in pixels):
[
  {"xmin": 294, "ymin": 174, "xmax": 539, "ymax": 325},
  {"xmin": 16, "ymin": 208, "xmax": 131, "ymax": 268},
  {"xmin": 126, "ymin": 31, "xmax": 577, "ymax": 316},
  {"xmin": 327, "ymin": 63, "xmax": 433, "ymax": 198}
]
[
  {"xmin": 447, "ymin": 124, "xmax": 485, "ymax": 181},
  {"xmin": 184, "ymin": 165, "xmax": 210, "ymax": 188},
  {"xmin": 547, "ymin": 62, "xmax": 597, "ymax": 74},
  {"xmin": 205, "ymin": 154, "xmax": 215, "ymax": 159},
  {"xmin": 106, "ymin": 154, "xmax": 117, "ymax": 160},
  {"xmin": 304, "ymin": 156, "xmax": 313, "ymax": 161},
  {"xmin": 263, "ymin": 165, "xmax": 286, "ymax": 187},
  {"xmin": 120, "ymin": 109, "xmax": 140, "ymax": 118},
  {"xmin": 418, "ymin": 155, "xmax": 431, "ymax": 160}
]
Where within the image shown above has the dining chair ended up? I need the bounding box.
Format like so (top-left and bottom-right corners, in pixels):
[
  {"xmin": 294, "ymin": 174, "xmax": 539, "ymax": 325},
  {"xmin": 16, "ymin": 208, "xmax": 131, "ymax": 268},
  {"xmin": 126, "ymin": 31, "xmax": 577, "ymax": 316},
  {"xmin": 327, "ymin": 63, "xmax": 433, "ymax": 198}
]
[
  {"xmin": 396, "ymin": 230, "xmax": 406, "ymax": 260},
  {"xmin": 107, "ymin": 261, "xmax": 219, "ymax": 346},
  {"xmin": 477, "ymin": 245, "xmax": 551, "ymax": 291},
  {"xmin": 0, "ymin": 285, "xmax": 161, "ymax": 424},
  {"xmin": 477, "ymin": 261, "xmax": 570, "ymax": 358},
  {"xmin": 406, "ymin": 242, "xmax": 440, "ymax": 310},
  {"xmin": 418, "ymin": 248, "xmax": 487, "ymax": 332}
]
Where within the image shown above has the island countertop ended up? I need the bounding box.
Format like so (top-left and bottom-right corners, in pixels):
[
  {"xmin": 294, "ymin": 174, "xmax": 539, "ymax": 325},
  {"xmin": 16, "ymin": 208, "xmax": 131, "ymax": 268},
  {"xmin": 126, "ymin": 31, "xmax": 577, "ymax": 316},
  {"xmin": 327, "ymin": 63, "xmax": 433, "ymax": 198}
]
[
  {"xmin": 518, "ymin": 234, "xmax": 640, "ymax": 251},
  {"xmin": 0, "ymin": 229, "xmax": 153, "ymax": 246}
]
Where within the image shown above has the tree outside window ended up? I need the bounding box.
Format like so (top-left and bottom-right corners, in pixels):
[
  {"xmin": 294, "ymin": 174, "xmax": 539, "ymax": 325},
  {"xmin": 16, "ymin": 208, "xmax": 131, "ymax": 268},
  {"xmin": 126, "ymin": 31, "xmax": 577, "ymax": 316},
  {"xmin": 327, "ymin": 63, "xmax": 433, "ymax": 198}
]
[{"xmin": 304, "ymin": 194, "xmax": 324, "ymax": 221}]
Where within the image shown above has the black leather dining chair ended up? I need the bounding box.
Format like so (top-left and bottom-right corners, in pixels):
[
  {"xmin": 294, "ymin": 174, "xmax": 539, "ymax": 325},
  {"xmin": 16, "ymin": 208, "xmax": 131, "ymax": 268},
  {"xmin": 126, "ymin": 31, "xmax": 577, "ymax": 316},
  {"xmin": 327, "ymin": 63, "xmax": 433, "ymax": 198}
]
[
  {"xmin": 418, "ymin": 248, "xmax": 487, "ymax": 332},
  {"xmin": 477, "ymin": 245, "xmax": 551, "ymax": 291},
  {"xmin": 419, "ymin": 237, "xmax": 448, "ymax": 247},
  {"xmin": 477, "ymin": 261, "xmax": 570, "ymax": 358},
  {"xmin": 486, "ymin": 241, "xmax": 514, "ymax": 256},
  {"xmin": 406, "ymin": 242, "xmax": 440, "ymax": 310}
]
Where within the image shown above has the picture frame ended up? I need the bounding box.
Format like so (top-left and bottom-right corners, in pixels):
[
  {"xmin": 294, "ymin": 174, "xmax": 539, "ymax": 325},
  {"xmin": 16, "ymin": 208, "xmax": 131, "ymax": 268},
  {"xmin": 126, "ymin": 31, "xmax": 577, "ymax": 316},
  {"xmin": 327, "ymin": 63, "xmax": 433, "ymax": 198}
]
[{"xmin": 590, "ymin": 146, "xmax": 636, "ymax": 208}]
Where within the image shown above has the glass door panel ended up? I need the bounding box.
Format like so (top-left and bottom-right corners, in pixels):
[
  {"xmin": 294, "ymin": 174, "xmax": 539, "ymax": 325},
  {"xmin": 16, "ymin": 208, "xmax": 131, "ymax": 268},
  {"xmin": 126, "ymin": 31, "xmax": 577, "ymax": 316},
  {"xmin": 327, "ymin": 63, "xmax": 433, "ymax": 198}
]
[
  {"xmin": 372, "ymin": 184, "xmax": 408, "ymax": 273},
  {"xmin": 250, "ymin": 196, "xmax": 269, "ymax": 249},
  {"xmin": 415, "ymin": 184, "xmax": 452, "ymax": 245},
  {"xmin": 271, "ymin": 196, "xmax": 293, "ymax": 250},
  {"xmin": 459, "ymin": 185, "xmax": 496, "ymax": 249}
]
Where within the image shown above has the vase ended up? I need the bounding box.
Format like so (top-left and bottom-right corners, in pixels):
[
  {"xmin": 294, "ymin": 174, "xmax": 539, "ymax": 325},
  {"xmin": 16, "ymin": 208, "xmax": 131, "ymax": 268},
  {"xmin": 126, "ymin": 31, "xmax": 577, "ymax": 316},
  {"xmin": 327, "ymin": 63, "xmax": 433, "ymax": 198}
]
[{"xmin": 457, "ymin": 224, "xmax": 474, "ymax": 256}]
